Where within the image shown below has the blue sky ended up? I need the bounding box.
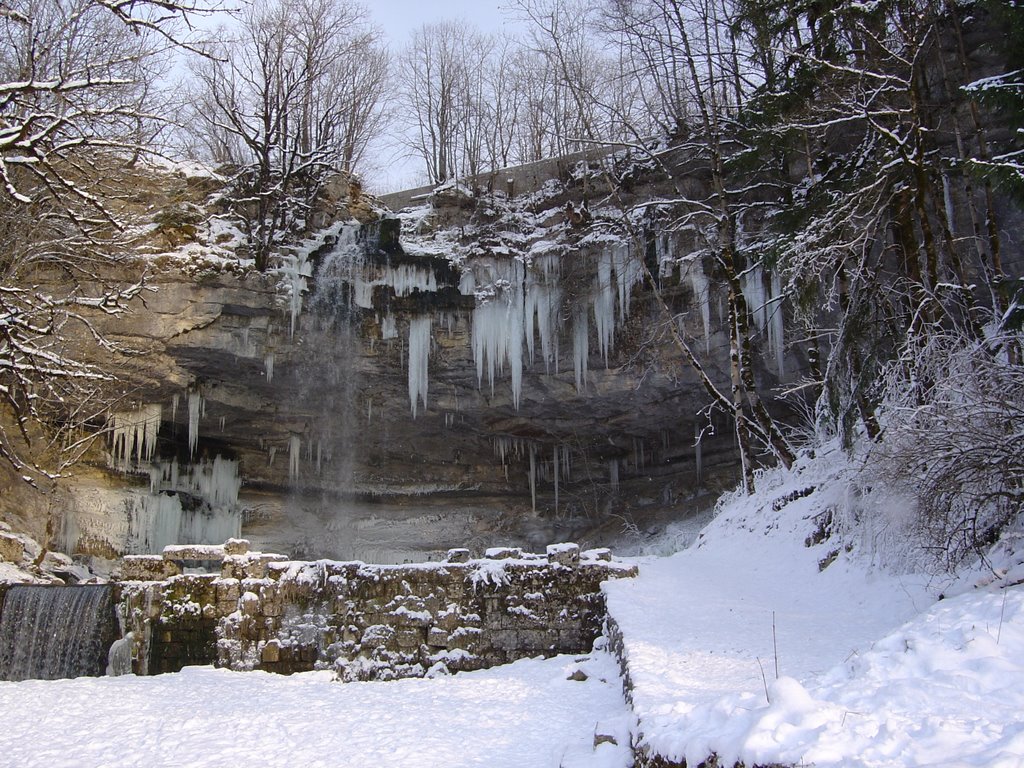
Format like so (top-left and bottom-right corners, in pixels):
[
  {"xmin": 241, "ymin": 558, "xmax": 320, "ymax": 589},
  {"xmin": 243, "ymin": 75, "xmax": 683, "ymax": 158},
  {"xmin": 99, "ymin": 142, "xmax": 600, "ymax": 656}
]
[{"xmin": 368, "ymin": 0, "xmax": 513, "ymax": 46}]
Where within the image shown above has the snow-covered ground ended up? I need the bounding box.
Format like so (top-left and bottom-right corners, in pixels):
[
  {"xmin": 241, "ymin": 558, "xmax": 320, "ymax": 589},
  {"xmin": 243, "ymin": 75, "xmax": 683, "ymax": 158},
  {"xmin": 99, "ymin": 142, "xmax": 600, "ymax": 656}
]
[
  {"xmin": 0, "ymin": 653, "xmax": 633, "ymax": 768},
  {"xmin": 605, "ymin": 446, "xmax": 1024, "ymax": 767},
  {"xmin": 3, "ymin": 446, "xmax": 1024, "ymax": 767}
]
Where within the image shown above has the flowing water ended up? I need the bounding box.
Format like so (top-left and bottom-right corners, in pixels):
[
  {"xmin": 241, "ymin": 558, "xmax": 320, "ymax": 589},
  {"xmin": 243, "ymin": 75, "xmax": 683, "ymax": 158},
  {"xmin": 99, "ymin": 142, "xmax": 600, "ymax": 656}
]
[{"xmin": 0, "ymin": 585, "xmax": 117, "ymax": 681}]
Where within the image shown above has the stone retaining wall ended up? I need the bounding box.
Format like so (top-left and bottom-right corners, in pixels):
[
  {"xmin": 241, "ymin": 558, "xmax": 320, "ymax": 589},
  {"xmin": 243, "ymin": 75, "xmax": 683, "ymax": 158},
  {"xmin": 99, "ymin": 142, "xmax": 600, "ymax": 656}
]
[
  {"xmin": 115, "ymin": 541, "xmax": 637, "ymax": 680},
  {"xmin": 377, "ymin": 147, "xmax": 618, "ymax": 211}
]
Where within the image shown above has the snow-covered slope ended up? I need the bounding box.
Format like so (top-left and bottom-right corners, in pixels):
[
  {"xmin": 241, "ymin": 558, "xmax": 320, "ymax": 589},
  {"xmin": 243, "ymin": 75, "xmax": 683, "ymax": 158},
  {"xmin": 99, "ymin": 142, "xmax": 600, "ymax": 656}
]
[{"xmin": 605, "ymin": 445, "xmax": 1024, "ymax": 767}]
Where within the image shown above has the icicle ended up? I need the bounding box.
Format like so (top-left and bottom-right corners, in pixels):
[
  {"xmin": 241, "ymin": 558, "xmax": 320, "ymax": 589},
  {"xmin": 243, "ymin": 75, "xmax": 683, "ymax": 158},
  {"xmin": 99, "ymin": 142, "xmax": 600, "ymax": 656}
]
[
  {"xmin": 187, "ymin": 391, "xmax": 202, "ymax": 458},
  {"xmin": 741, "ymin": 264, "xmax": 767, "ymax": 332},
  {"xmin": 594, "ymin": 250, "xmax": 615, "ymax": 367},
  {"xmin": 219, "ymin": 416, "xmax": 225, "ymax": 433},
  {"xmin": 609, "ymin": 459, "xmax": 619, "ymax": 492},
  {"xmin": 316, "ymin": 441, "xmax": 322, "ymax": 474},
  {"xmin": 265, "ymin": 352, "xmax": 275, "ymax": 383},
  {"xmin": 128, "ymin": 456, "xmax": 242, "ymax": 553},
  {"xmin": 553, "ymin": 445, "xmax": 559, "ymax": 516},
  {"xmin": 531, "ymin": 283, "xmax": 561, "ymax": 374},
  {"xmin": 171, "ymin": 394, "xmax": 178, "ymax": 423},
  {"xmin": 108, "ymin": 404, "xmax": 162, "ymax": 470},
  {"xmin": 288, "ymin": 435, "xmax": 301, "ymax": 482},
  {"xmin": 408, "ymin": 316, "xmax": 431, "ymax": 417},
  {"xmin": 612, "ymin": 242, "xmax": 643, "ymax": 322},
  {"xmin": 186, "ymin": 455, "xmax": 242, "ymax": 507},
  {"xmin": 381, "ymin": 314, "xmax": 398, "ymax": 340},
  {"xmin": 769, "ymin": 270, "xmax": 785, "ymax": 376},
  {"xmin": 572, "ymin": 309, "xmax": 589, "ymax": 393},
  {"xmin": 467, "ymin": 261, "xmax": 547, "ymax": 408},
  {"xmin": 687, "ymin": 258, "xmax": 712, "ymax": 353},
  {"xmin": 384, "ymin": 265, "xmax": 437, "ymax": 297},
  {"xmin": 524, "ymin": 285, "xmax": 537, "ymax": 364},
  {"xmin": 106, "ymin": 632, "xmax": 135, "ymax": 677},
  {"xmin": 279, "ymin": 250, "xmax": 313, "ymax": 337},
  {"xmin": 472, "ymin": 299, "xmax": 511, "ymax": 396},
  {"xmin": 528, "ymin": 447, "xmax": 537, "ymax": 514},
  {"xmin": 656, "ymin": 231, "xmax": 673, "ymax": 282},
  {"xmin": 509, "ymin": 296, "xmax": 524, "ymax": 408},
  {"xmin": 268, "ymin": 446, "xmax": 277, "ymax": 467}
]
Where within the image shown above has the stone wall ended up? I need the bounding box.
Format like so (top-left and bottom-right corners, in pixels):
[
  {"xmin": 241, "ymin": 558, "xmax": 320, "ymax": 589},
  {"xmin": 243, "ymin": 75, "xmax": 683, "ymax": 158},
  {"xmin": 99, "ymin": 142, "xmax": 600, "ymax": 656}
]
[
  {"xmin": 114, "ymin": 541, "xmax": 637, "ymax": 680},
  {"xmin": 377, "ymin": 146, "xmax": 618, "ymax": 211}
]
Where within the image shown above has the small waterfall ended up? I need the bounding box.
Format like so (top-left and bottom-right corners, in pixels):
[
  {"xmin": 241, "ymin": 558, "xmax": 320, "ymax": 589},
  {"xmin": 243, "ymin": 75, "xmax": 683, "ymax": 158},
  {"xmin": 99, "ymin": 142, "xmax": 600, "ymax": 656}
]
[{"xmin": 0, "ymin": 585, "xmax": 117, "ymax": 681}]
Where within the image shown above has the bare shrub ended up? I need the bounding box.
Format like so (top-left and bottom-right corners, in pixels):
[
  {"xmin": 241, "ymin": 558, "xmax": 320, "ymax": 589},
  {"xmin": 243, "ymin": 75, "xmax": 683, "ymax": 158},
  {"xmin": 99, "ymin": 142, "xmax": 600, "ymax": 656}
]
[{"xmin": 873, "ymin": 332, "xmax": 1024, "ymax": 569}]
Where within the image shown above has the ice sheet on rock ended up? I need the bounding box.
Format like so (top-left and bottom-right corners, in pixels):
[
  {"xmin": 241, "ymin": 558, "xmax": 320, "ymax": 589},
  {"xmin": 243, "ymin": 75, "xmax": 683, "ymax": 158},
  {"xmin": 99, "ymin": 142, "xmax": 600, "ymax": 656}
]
[{"xmin": 133, "ymin": 457, "xmax": 243, "ymax": 552}]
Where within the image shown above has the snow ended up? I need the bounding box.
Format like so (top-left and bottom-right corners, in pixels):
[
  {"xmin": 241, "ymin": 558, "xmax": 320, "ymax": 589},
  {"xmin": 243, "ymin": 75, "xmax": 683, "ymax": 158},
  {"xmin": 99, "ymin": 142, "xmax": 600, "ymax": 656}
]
[
  {"xmin": 0, "ymin": 654, "xmax": 633, "ymax": 768},
  {"xmin": 604, "ymin": 446, "xmax": 1024, "ymax": 767}
]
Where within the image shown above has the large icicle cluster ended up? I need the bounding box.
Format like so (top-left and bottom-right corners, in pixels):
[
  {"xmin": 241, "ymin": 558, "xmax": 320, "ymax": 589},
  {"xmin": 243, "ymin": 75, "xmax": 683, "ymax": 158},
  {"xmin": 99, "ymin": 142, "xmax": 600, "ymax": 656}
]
[
  {"xmin": 128, "ymin": 456, "xmax": 243, "ymax": 553},
  {"xmin": 464, "ymin": 244, "xmax": 643, "ymax": 406},
  {"xmin": 108, "ymin": 404, "xmax": 162, "ymax": 471},
  {"xmin": 149, "ymin": 456, "xmax": 242, "ymax": 509},
  {"xmin": 656, "ymin": 232, "xmax": 784, "ymax": 373}
]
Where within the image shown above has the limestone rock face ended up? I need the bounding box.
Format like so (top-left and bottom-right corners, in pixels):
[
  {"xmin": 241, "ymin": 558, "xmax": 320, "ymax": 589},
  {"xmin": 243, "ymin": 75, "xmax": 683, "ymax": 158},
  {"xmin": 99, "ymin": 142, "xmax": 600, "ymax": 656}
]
[
  {"xmin": 50, "ymin": 184, "xmax": 777, "ymax": 563},
  {"xmin": 0, "ymin": 533, "xmax": 25, "ymax": 564}
]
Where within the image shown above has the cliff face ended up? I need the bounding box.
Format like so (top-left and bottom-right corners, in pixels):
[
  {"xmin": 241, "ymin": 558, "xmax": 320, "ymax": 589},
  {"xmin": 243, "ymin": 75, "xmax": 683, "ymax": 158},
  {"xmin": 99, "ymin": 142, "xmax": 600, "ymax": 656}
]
[{"xmin": 42, "ymin": 179, "xmax": 781, "ymax": 565}]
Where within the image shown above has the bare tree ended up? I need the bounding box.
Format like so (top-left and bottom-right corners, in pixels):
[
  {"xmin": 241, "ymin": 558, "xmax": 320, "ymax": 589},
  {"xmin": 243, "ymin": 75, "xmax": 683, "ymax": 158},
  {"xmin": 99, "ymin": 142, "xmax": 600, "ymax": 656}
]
[
  {"xmin": 0, "ymin": 0, "xmax": 213, "ymax": 477},
  {"xmin": 557, "ymin": 0, "xmax": 798, "ymax": 491},
  {"xmin": 515, "ymin": 0, "xmax": 611, "ymax": 156},
  {"xmin": 396, "ymin": 21, "xmax": 495, "ymax": 184},
  {"xmin": 482, "ymin": 35, "xmax": 524, "ymax": 170},
  {"xmin": 874, "ymin": 330, "xmax": 1024, "ymax": 569},
  {"xmin": 191, "ymin": 0, "xmax": 387, "ymax": 270}
]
